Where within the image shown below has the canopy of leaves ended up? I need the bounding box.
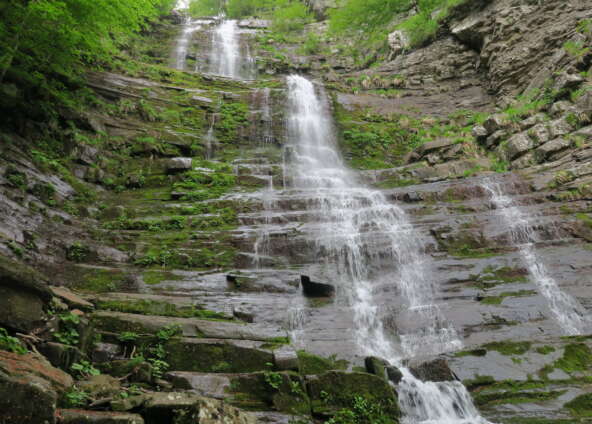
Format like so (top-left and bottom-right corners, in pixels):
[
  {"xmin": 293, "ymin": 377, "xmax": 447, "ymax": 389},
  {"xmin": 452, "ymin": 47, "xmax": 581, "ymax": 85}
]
[{"xmin": 0, "ymin": 0, "xmax": 175, "ymax": 115}]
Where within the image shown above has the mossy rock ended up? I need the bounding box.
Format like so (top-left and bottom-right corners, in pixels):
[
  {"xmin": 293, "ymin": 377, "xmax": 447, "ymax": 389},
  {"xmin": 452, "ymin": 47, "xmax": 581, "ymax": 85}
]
[
  {"xmin": 228, "ymin": 372, "xmax": 310, "ymax": 415},
  {"xmin": 297, "ymin": 350, "xmax": 347, "ymax": 375},
  {"xmin": 307, "ymin": 371, "xmax": 399, "ymax": 418},
  {"xmin": 565, "ymin": 393, "xmax": 592, "ymax": 417},
  {"xmin": 0, "ymin": 255, "xmax": 52, "ymax": 332},
  {"xmin": 166, "ymin": 338, "xmax": 273, "ymax": 373}
]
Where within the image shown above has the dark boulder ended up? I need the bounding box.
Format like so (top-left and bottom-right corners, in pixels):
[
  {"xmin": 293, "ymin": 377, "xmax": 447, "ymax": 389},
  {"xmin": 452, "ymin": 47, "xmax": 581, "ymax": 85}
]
[{"xmin": 300, "ymin": 275, "xmax": 335, "ymax": 297}]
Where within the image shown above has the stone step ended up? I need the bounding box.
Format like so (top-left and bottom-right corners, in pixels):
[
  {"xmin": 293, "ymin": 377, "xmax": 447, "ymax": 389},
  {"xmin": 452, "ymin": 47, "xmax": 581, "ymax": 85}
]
[{"xmin": 92, "ymin": 310, "xmax": 287, "ymax": 341}]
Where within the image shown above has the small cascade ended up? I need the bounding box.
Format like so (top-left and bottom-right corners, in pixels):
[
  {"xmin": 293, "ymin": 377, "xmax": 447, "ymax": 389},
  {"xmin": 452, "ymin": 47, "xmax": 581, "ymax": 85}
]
[
  {"xmin": 173, "ymin": 16, "xmax": 203, "ymax": 71},
  {"xmin": 253, "ymin": 174, "xmax": 275, "ymax": 268},
  {"xmin": 286, "ymin": 74, "xmax": 490, "ymax": 424},
  {"xmin": 483, "ymin": 180, "xmax": 591, "ymax": 335},
  {"xmin": 204, "ymin": 114, "xmax": 217, "ymax": 160},
  {"xmin": 261, "ymin": 87, "xmax": 274, "ymax": 144},
  {"xmin": 209, "ymin": 20, "xmax": 256, "ymax": 79}
]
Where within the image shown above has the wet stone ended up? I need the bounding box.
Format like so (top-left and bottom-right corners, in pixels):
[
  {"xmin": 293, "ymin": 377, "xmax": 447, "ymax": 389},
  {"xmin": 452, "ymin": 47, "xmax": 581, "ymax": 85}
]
[{"xmin": 300, "ymin": 275, "xmax": 335, "ymax": 297}]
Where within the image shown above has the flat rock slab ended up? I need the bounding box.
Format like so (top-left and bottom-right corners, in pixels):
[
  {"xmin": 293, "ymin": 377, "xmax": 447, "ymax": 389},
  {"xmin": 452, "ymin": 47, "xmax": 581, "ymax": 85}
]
[
  {"xmin": 166, "ymin": 337, "xmax": 274, "ymax": 373},
  {"xmin": 93, "ymin": 310, "xmax": 286, "ymax": 340},
  {"xmin": 57, "ymin": 409, "xmax": 144, "ymax": 424}
]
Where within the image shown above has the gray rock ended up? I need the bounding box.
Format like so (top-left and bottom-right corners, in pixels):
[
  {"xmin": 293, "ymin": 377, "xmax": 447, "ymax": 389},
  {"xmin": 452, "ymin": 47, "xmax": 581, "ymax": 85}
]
[
  {"xmin": 0, "ymin": 256, "xmax": 51, "ymax": 332},
  {"xmin": 526, "ymin": 123, "xmax": 550, "ymax": 145},
  {"xmin": 409, "ymin": 358, "xmax": 457, "ymax": 382},
  {"xmin": 37, "ymin": 342, "xmax": 84, "ymax": 371},
  {"xmin": 553, "ymin": 72, "xmax": 584, "ymax": 93},
  {"xmin": 483, "ymin": 114, "xmax": 508, "ymax": 135},
  {"xmin": 511, "ymin": 151, "xmax": 536, "ymax": 169},
  {"xmin": 92, "ymin": 342, "xmax": 121, "ymax": 363},
  {"xmin": 142, "ymin": 392, "xmax": 256, "ymax": 424},
  {"xmin": 388, "ymin": 30, "xmax": 410, "ymax": 57},
  {"xmin": 237, "ymin": 19, "xmax": 270, "ymax": 29},
  {"xmin": 504, "ymin": 133, "xmax": 534, "ymax": 160},
  {"xmin": 274, "ymin": 347, "xmax": 299, "ymax": 371},
  {"xmin": 165, "ymin": 157, "xmax": 192, "ymax": 174},
  {"xmin": 50, "ymin": 286, "xmax": 94, "ymax": 311},
  {"xmin": 534, "ymin": 138, "xmax": 571, "ymax": 163},
  {"xmin": 472, "ymin": 125, "xmax": 488, "ymax": 139},
  {"xmin": 57, "ymin": 409, "xmax": 144, "ymax": 424},
  {"xmin": 485, "ymin": 129, "xmax": 507, "ymax": 148},
  {"xmin": 548, "ymin": 117, "xmax": 574, "ymax": 138},
  {"xmin": 74, "ymin": 145, "xmax": 99, "ymax": 166},
  {"xmin": 416, "ymin": 138, "xmax": 455, "ymax": 157},
  {"xmin": 519, "ymin": 113, "xmax": 546, "ymax": 130}
]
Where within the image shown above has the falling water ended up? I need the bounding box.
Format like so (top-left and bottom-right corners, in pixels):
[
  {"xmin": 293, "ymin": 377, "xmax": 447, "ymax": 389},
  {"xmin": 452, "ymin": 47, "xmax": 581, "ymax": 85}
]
[
  {"xmin": 173, "ymin": 18, "xmax": 203, "ymax": 70},
  {"xmin": 483, "ymin": 180, "xmax": 590, "ymax": 335},
  {"xmin": 286, "ymin": 74, "xmax": 490, "ymax": 424},
  {"xmin": 209, "ymin": 20, "xmax": 255, "ymax": 79},
  {"xmin": 253, "ymin": 175, "xmax": 275, "ymax": 268},
  {"xmin": 204, "ymin": 114, "xmax": 217, "ymax": 159}
]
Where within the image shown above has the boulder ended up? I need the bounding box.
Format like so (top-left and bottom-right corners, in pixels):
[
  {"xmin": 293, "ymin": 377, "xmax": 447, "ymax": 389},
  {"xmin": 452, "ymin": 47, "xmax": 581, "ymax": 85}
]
[
  {"xmin": 415, "ymin": 138, "xmax": 455, "ymax": 157},
  {"xmin": 38, "ymin": 341, "xmax": 84, "ymax": 371},
  {"xmin": 553, "ymin": 71, "xmax": 584, "ymax": 93},
  {"xmin": 0, "ymin": 256, "xmax": 51, "ymax": 332},
  {"xmin": 471, "ymin": 125, "xmax": 487, "ymax": 140},
  {"xmin": 503, "ymin": 133, "xmax": 534, "ymax": 160},
  {"xmin": 548, "ymin": 117, "xmax": 574, "ymax": 138},
  {"xmin": 79, "ymin": 374, "xmax": 122, "ymax": 398},
  {"xmin": 0, "ymin": 351, "xmax": 73, "ymax": 424},
  {"xmin": 387, "ymin": 30, "xmax": 410, "ymax": 57},
  {"xmin": 226, "ymin": 372, "xmax": 310, "ymax": 415},
  {"xmin": 526, "ymin": 123, "xmax": 550, "ymax": 145},
  {"xmin": 364, "ymin": 356, "xmax": 388, "ymax": 379},
  {"xmin": 274, "ymin": 347, "xmax": 299, "ymax": 371},
  {"xmin": 92, "ymin": 342, "xmax": 121, "ymax": 363},
  {"xmin": 409, "ymin": 358, "xmax": 457, "ymax": 382},
  {"xmin": 300, "ymin": 275, "xmax": 335, "ymax": 297},
  {"xmin": 57, "ymin": 409, "xmax": 144, "ymax": 424},
  {"xmin": 534, "ymin": 138, "xmax": 571, "ymax": 163},
  {"xmin": 74, "ymin": 145, "xmax": 100, "ymax": 166},
  {"xmin": 165, "ymin": 338, "xmax": 274, "ymax": 373},
  {"xmin": 141, "ymin": 392, "xmax": 256, "ymax": 424},
  {"xmin": 165, "ymin": 157, "xmax": 192, "ymax": 174},
  {"xmin": 483, "ymin": 114, "xmax": 508, "ymax": 135},
  {"xmin": 307, "ymin": 371, "xmax": 399, "ymax": 417}
]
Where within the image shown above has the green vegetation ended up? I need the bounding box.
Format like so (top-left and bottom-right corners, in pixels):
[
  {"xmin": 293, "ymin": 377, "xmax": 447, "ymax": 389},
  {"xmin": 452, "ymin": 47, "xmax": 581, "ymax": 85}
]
[
  {"xmin": 71, "ymin": 360, "xmax": 101, "ymax": 378},
  {"xmin": 480, "ymin": 290, "xmax": 537, "ymax": 305},
  {"xmin": 297, "ymin": 351, "xmax": 348, "ymax": 375},
  {"xmin": 471, "ymin": 266, "xmax": 528, "ymax": 289},
  {"xmin": 328, "ymin": 0, "xmax": 470, "ymax": 66},
  {"xmin": 96, "ymin": 299, "xmax": 232, "ymax": 321},
  {"xmin": 564, "ymin": 393, "xmax": 592, "ymax": 417},
  {"xmin": 0, "ymin": 328, "xmax": 27, "ymax": 354},
  {"xmin": 482, "ymin": 341, "xmax": 531, "ymax": 356},
  {"xmin": 0, "ymin": 0, "xmax": 175, "ymax": 120},
  {"xmin": 326, "ymin": 395, "xmax": 397, "ymax": 424},
  {"xmin": 553, "ymin": 343, "xmax": 592, "ymax": 374},
  {"xmin": 54, "ymin": 312, "xmax": 82, "ymax": 346},
  {"xmin": 188, "ymin": 0, "xmax": 222, "ymax": 16}
]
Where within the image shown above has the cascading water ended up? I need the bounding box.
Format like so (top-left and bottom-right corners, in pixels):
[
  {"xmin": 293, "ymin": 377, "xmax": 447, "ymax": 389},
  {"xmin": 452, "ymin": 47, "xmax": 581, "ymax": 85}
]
[
  {"xmin": 483, "ymin": 180, "xmax": 590, "ymax": 335},
  {"xmin": 173, "ymin": 19, "xmax": 203, "ymax": 70},
  {"xmin": 286, "ymin": 74, "xmax": 490, "ymax": 424},
  {"xmin": 209, "ymin": 20, "xmax": 255, "ymax": 79}
]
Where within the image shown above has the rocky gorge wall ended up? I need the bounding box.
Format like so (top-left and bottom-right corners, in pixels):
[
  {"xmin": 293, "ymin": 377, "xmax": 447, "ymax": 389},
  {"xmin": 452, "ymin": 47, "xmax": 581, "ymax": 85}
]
[{"xmin": 1, "ymin": 0, "xmax": 592, "ymax": 423}]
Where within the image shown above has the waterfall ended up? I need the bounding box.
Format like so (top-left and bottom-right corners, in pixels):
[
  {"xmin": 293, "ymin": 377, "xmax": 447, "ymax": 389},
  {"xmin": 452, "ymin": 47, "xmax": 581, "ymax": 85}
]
[
  {"xmin": 173, "ymin": 18, "xmax": 203, "ymax": 71},
  {"xmin": 483, "ymin": 180, "xmax": 590, "ymax": 335},
  {"xmin": 286, "ymin": 74, "xmax": 490, "ymax": 424},
  {"xmin": 209, "ymin": 20, "xmax": 255, "ymax": 79}
]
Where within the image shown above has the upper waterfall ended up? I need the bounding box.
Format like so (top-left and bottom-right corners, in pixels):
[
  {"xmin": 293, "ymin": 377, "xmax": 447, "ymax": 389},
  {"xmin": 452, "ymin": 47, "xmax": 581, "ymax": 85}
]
[{"xmin": 209, "ymin": 19, "xmax": 256, "ymax": 79}]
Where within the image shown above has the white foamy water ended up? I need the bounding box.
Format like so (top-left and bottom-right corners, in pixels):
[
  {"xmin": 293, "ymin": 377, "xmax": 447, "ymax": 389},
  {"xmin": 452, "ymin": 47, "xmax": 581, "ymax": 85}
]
[
  {"xmin": 286, "ymin": 74, "xmax": 489, "ymax": 424},
  {"xmin": 209, "ymin": 20, "xmax": 255, "ymax": 79},
  {"xmin": 483, "ymin": 180, "xmax": 590, "ymax": 335},
  {"xmin": 173, "ymin": 18, "xmax": 203, "ymax": 70}
]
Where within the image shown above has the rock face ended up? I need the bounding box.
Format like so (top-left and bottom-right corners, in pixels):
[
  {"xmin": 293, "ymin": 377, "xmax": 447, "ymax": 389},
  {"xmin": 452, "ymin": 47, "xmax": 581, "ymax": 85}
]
[{"xmin": 0, "ymin": 351, "xmax": 73, "ymax": 424}]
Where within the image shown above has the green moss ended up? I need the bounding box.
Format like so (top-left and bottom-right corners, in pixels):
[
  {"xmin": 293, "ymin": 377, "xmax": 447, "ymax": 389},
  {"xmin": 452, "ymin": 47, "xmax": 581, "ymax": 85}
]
[
  {"xmin": 474, "ymin": 389, "xmax": 565, "ymax": 407},
  {"xmin": 142, "ymin": 270, "xmax": 180, "ymax": 285},
  {"xmin": 480, "ymin": 290, "xmax": 537, "ymax": 305},
  {"xmin": 70, "ymin": 268, "xmax": 128, "ymax": 293},
  {"xmin": 471, "ymin": 266, "xmax": 528, "ymax": 289},
  {"xmin": 297, "ymin": 351, "xmax": 348, "ymax": 375},
  {"xmin": 482, "ymin": 341, "xmax": 531, "ymax": 356},
  {"xmin": 96, "ymin": 299, "xmax": 233, "ymax": 321},
  {"xmin": 554, "ymin": 343, "xmax": 592, "ymax": 374},
  {"xmin": 454, "ymin": 349, "xmax": 487, "ymax": 358},
  {"xmin": 166, "ymin": 339, "xmax": 273, "ymax": 373},
  {"xmin": 565, "ymin": 393, "xmax": 592, "ymax": 417},
  {"xmin": 260, "ymin": 336, "xmax": 290, "ymax": 350},
  {"xmin": 535, "ymin": 346, "xmax": 556, "ymax": 355}
]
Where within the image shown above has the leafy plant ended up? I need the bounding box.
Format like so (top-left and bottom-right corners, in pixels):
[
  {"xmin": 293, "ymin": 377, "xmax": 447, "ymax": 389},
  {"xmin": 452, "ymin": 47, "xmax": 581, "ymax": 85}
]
[
  {"xmin": 264, "ymin": 371, "xmax": 283, "ymax": 390},
  {"xmin": 71, "ymin": 360, "xmax": 101, "ymax": 378},
  {"xmin": 0, "ymin": 328, "xmax": 27, "ymax": 354},
  {"xmin": 54, "ymin": 312, "xmax": 81, "ymax": 346},
  {"xmin": 63, "ymin": 387, "xmax": 90, "ymax": 407}
]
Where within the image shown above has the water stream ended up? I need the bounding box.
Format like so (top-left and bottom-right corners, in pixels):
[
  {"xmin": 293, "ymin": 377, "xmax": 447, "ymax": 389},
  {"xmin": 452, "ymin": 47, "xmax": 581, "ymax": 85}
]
[
  {"xmin": 286, "ymin": 74, "xmax": 490, "ymax": 424},
  {"xmin": 483, "ymin": 180, "xmax": 590, "ymax": 335},
  {"xmin": 209, "ymin": 19, "xmax": 255, "ymax": 79}
]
